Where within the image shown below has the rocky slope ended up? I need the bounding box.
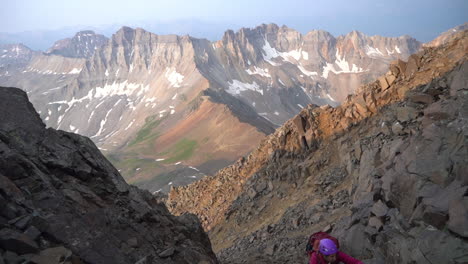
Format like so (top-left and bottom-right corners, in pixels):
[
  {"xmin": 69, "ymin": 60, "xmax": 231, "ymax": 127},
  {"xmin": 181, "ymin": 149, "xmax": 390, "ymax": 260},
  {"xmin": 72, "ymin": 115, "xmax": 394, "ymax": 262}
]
[
  {"xmin": 167, "ymin": 31, "xmax": 468, "ymax": 263},
  {"xmin": 425, "ymin": 22, "xmax": 468, "ymax": 48},
  {"xmin": 0, "ymin": 87, "xmax": 218, "ymax": 263}
]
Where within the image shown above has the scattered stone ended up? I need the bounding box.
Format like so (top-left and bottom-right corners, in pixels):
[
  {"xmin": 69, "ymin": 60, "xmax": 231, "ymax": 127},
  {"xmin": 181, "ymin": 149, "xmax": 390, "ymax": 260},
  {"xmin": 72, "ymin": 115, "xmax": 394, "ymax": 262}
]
[
  {"xmin": 0, "ymin": 228, "xmax": 38, "ymax": 254},
  {"xmin": 368, "ymin": 217, "xmax": 383, "ymax": 230},
  {"xmin": 405, "ymin": 54, "xmax": 421, "ymax": 77},
  {"xmin": 127, "ymin": 237, "xmax": 138, "ymax": 248},
  {"xmin": 386, "ymin": 74, "xmax": 397, "ymax": 86},
  {"xmin": 292, "ymin": 216, "xmax": 301, "ymax": 228},
  {"xmin": 379, "ymin": 76, "xmax": 389, "ymax": 90},
  {"xmin": 408, "ymin": 93, "xmax": 434, "ymax": 105},
  {"xmin": 159, "ymin": 247, "xmax": 175, "ymax": 258},
  {"xmin": 247, "ymin": 188, "xmax": 258, "ymax": 199},
  {"xmin": 3, "ymin": 251, "xmax": 20, "ymax": 264},
  {"xmin": 29, "ymin": 246, "xmax": 72, "ymax": 264},
  {"xmin": 391, "ymin": 122, "xmax": 404, "ymax": 135},
  {"xmin": 267, "ymin": 181, "xmax": 274, "ymax": 192},
  {"xmin": 396, "ymin": 107, "xmax": 418, "ymax": 123},
  {"xmin": 422, "ymin": 209, "xmax": 448, "ymax": 230},
  {"xmin": 323, "ymin": 224, "xmax": 332, "ymax": 233},
  {"xmin": 371, "ymin": 200, "xmax": 389, "ymax": 217},
  {"xmin": 447, "ymin": 197, "xmax": 468, "ymax": 237},
  {"xmin": 264, "ymin": 244, "xmax": 276, "ymax": 256},
  {"xmin": 24, "ymin": 226, "xmax": 41, "ymax": 241},
  {"xmin": 255, "ymin": 181, "xmax": 267, "ymax": 193}
]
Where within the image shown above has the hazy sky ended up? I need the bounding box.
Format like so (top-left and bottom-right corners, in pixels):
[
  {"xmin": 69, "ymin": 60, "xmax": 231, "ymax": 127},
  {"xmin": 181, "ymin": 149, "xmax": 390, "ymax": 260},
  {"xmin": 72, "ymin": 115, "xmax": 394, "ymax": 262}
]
[{"xmin": 2, "ymin": 0, "xmax": 467, "ymax": 41}]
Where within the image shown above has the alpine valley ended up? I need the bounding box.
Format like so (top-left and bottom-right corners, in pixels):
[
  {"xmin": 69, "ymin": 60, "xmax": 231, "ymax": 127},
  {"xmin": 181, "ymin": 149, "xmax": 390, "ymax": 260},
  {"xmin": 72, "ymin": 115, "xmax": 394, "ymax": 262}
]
[{"xmin": 0, "ymin": 23, "xmax": 462, "ymax": 194}]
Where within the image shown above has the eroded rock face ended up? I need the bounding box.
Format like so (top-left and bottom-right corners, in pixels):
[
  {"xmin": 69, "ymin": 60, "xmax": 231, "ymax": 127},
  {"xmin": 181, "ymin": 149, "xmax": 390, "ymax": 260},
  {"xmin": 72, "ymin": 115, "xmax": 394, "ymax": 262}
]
[
  {"xmin": 0, "ymin": 87, "xmax": 218, "ymax": 264},
  {"xmin": 169, "ymin": 32, "xmax": 468, "ymax": 263}
]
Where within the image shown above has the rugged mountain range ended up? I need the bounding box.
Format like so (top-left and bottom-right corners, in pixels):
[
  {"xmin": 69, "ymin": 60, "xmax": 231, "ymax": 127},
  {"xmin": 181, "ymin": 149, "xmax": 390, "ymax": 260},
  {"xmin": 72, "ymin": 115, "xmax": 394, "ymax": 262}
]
[
  {"xmin": 0, "ymin": 23, "xmax": 462, "ymax": 194},
  {"xmin": 167, "ymin": 31, "xmax": 468, "ymax": 263},
  {"xmin": 0, "ymin": 87, "xmax": 218, "ymax": 263}
]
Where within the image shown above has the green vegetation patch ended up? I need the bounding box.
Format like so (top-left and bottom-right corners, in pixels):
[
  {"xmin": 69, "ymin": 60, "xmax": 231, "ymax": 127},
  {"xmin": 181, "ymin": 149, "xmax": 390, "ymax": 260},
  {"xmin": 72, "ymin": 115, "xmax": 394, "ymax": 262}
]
[
  {"xmin": 106, "ymin": 154, "xmax": 162, "ymax": 182},
  {"xmin": 129, "ymin": 115, "xmax": 162, "ymax": 146},
  {"xmin": 162, "ymin": 138, "xmax": 198, "ymax": 164}
]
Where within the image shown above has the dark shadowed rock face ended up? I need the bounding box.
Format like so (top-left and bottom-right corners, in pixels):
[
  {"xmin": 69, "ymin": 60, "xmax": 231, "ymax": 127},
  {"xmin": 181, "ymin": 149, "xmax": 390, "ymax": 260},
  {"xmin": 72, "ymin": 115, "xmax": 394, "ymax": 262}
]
[{"xmin": 0, "ymin": 87, "xmax": 218, "ymax": 263}]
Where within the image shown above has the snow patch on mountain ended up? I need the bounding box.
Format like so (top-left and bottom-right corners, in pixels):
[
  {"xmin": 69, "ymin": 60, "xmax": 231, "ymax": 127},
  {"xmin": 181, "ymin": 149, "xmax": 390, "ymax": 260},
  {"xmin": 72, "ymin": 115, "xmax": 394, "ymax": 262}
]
[
  {"xmin": 144, "ymin": 97, "xmax": 157, "ymax": 108},
  {"xmin": 25, "ymin": 67, "xmax": 83, "ymax": 75},
  {"xmin": 69, "ymin": 68, "xmax": 82, "ymax": 74},
  {"xmin": 262, "ymin": 38, "xmax": 312, "ymax": 66},
  {"xmin": 322, "ymin": 51, "xmax": 366, "ymax": 78},
  {"xmin": 165, "ymin": 67, "xmax": 184, "ymax": 87},
  {"xmin": 246, "ymin": 66, "xmax": 271, "ymax": 78},
  {"xmin": 92, "ymin": 107, "xmax": 114, "ymax": 139},
  {"xmin": 394, "ymin": 45, "xmax": 401, "ymax": 54},
  {"xmin": 297, "ymin": 65, "xmax": 318, "ymax": 78},
  {"xmin": 227, "ymin": 80, "xmax": 263, "ymax": 95},
  {"xmin": 326, "ymin": 93, "xmax": 337, "ymax": 102},
  {"xmin": 365, "ymin": 45, "xmax": 384, "ymax": 57},
  {"xmin": 278, "ymin": 79, "xmax": 286, "ymax": 86},
  {"xmin": 125, "ymin": 119, "xmax": 135, "ymax": 131},
  {"xmin": 262, "ymin": 38, "xmax": 281, "ymax": 66},
  {"xmin": 280, "ymin": 49, "xmax": 302, "ymax": 63},
  {"xmin": 94, "ymin": 81, "xmax": 150, "ymax": 98}
]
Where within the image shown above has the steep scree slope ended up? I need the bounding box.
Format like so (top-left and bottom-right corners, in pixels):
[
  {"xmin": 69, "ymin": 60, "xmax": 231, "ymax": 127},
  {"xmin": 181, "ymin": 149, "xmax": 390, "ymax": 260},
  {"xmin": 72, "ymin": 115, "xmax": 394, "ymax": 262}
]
[{"xmin": 0, "ymin": 87, "xmax": 218, "ymax": 264}]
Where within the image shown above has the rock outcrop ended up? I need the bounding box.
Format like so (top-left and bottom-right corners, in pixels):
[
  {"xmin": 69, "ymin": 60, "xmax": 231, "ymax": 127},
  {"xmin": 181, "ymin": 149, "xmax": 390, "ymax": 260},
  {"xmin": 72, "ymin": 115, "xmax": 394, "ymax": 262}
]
[
  {"xmin": 0, "ymin": 87, "xmax": 218, "ymax": 263},
  {"xmin": 168, "ymin": 31, "xmax": 468, "ymax": 263}
]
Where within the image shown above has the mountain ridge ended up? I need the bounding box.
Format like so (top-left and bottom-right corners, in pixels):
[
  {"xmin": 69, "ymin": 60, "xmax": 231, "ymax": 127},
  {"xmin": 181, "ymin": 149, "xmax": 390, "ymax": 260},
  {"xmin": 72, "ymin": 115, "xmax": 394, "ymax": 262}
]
[{"xmin": 0, "ymin": 23, "xmax": 462, "ymax": 194}]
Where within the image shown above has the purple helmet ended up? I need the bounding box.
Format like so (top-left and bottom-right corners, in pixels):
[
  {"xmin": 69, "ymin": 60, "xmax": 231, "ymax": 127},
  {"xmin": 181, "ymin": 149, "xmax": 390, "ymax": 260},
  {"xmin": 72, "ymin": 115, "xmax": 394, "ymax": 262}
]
[{"xmin": 319, "ymin": 239, "xmax": 339, "ymax": 255}]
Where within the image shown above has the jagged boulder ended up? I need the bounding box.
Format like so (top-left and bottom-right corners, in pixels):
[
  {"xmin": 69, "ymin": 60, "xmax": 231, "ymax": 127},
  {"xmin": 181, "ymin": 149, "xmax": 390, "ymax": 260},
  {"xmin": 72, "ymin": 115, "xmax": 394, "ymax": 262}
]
[{"xmin": 0, "ymin": 87, "xmax": 218, "ymax": 264}]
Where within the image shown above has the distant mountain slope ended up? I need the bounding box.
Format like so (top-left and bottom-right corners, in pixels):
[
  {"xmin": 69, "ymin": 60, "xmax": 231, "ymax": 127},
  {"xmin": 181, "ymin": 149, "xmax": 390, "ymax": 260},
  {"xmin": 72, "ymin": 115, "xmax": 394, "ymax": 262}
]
[
  {"xmin": 0, "ymin": 24, "xmax": 425, "ymax": 193},
  {"xmin": 0, "ymin": 43, "xmax": 38, "ymax": 67},
  {"xmin": 167, "ymin": 31, "xmax": 468, "ymax": 263},
  {"xmin": 46, "ymin": 30, "xmax": 108, "ymax": 58}
]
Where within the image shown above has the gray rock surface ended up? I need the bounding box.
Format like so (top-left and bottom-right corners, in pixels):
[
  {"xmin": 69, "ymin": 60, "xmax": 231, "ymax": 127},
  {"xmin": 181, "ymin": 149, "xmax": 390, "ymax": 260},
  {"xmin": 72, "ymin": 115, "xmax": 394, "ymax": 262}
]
[{"xmin": 0, "ymin": 87, "xmax": 218, "ymax": 264}]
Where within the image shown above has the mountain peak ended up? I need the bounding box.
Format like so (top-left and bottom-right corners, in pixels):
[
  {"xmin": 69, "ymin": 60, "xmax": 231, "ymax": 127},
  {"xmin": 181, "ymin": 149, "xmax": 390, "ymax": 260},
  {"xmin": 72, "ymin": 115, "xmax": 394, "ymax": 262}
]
[
  {"xmin": 75, "ymin": 30, "xmax": 97, "ymax": 36},
  {"xmin": 46, "ymin": 30, "xmax": 108, "ymax": 58}
]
